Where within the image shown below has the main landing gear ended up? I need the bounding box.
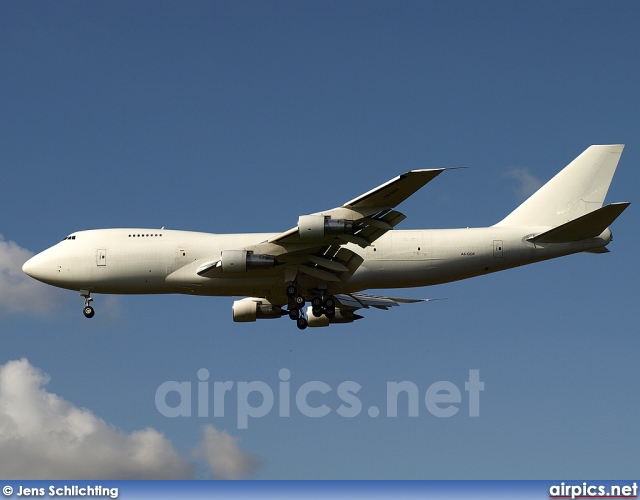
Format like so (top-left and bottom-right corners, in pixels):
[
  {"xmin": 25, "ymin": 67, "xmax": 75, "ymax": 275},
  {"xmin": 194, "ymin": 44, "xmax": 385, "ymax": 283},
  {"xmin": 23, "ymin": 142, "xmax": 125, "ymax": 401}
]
[
  {"xmin": 286, "ymin": 284, "xmax": 307, "ymax": 330},
  {"xmin": 311, "ymin": 295, "xmax": 335, "ymax": 319},
  {"xmin": 80, "ymin": 290, "xmax": 95, "ymax": 318},
  {"xmin": 285, "ymin": 285, "xmax": 337, "ymax": 330}
]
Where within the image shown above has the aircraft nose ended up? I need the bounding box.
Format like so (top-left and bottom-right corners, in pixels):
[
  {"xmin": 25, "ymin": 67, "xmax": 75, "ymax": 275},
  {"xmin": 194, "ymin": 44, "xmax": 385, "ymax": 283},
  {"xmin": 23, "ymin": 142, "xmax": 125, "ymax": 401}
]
[
  {"xmin": 22, "ymin": 250, "xmax": 54, "ymax": 283},
  {"xmin": 22, "ymin": 256, "xmax": 34, "ymax": 277}
]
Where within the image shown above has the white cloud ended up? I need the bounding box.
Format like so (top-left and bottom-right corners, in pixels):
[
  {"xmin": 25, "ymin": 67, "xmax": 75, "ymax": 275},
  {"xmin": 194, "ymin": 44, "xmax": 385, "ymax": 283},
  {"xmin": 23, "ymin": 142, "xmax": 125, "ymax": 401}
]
[
  {"xmin": 194, "ymin": 425, "xmax": 261, "ymax": 480},
  {"xmin": 503, "ymin": 167, "xmax": 543, "ymax": 200},
  {"xmin": 0, "ymin": 358, "xmax": 192, "ymax": 479},
  {"xmin": 0, "ymin": 358, "xmax": 260, "ymax": 479},
  {"xmin": 0, "ymin": 235, "xmax": 67, "ymax": 314}
]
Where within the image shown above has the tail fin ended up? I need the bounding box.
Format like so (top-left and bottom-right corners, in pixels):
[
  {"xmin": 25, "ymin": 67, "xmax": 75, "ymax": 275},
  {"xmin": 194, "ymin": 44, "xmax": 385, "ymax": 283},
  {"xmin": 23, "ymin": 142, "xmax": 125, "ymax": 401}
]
[{"xmin": 495, "ymin": 145, "xmax": 624, "ymax": 227}]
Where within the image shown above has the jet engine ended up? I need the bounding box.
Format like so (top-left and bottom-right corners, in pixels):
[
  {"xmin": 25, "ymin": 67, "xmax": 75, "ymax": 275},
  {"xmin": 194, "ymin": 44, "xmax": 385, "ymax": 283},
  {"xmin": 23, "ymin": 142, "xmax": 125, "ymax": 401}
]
[
  {"xmin": 306, "ymin": 307, "xmax": 362, "ymax": 327},
  {"xmin": 297, "ymin": 215, "xmax": 353, "ymax": 240},
  {"xmin": 220, "ymin": 250, "xmax": 276, "ymax": 273},
  {"xmin": 232, "ymin": 298, "xmax": 284, "ymax": 322}
]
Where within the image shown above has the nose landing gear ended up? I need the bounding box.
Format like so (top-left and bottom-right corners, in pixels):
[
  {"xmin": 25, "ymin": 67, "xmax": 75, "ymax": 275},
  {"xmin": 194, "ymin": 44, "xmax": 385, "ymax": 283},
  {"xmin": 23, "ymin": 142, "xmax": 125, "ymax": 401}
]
[{"xmin": 80, "ymin": 290, "xmax": 95, "ymax": 318}]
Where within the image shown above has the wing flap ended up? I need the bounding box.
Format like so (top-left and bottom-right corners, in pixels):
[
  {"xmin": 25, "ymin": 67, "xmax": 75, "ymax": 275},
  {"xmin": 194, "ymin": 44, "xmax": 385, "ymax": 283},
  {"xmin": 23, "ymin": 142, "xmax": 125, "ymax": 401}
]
[
  {"xmin": 276, "ymin": 245, "xmax": 364, "ymax": 285},
  {"xmin": 298, "ymin": 264, "xmax": 342, "ymax": 282},
  {"xmin": 307, "ymin": 255, "xmax": 350, "ymax": 272}
]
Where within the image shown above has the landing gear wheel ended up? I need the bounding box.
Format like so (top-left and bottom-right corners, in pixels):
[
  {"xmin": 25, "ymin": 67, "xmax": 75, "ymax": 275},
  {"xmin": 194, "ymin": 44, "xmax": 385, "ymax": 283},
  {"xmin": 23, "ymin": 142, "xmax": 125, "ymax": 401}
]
[
  {"xmin": 286, "ymin": 285, "xmax": 298, "ymax": 298},
  {"xmin": 312, "ymin": 307, "xmax": 323, "ymax": 318},
  {"xmin": 296, "ymin": 317, "xmax": 308, "ymax": 330},
  {"xmin": 83, "ymin": 306, "xmax": 95, "ymax": 318},
  {"xmin": 325, "ymin": 297, "xmax": 335, "ymax": 309},
  {"xmin": 288, "ymin": 308, "xmax": 300, "ymax": 320},
  {"xmin": 325, "ymin": 307, "xmax": 335, "ymax": 319},
  {"xmin": 311, "ymin": 297, "xmax": 323, "ymax": 308},
  {"xmin": 80, "ymin": 290, "xmax": 94, "ymax": 319},
  {"xmin": 294, "ymin": 295, "xmax": 305, "ymax": 307}
]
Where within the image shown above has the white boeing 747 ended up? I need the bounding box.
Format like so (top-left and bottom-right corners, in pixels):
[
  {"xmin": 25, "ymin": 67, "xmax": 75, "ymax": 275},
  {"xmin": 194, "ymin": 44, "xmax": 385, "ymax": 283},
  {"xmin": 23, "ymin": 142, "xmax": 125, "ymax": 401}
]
[{"xmin": 23, "ymin": 145, "xmax": 630, "ymax": 329}]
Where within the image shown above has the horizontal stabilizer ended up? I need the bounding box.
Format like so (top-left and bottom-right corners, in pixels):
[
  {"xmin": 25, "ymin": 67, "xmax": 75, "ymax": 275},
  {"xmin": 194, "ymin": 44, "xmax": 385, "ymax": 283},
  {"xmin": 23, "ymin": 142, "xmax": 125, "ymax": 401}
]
[{"xmin": 528, "ymin": 202, "xmax": 630, "ymax": 244}]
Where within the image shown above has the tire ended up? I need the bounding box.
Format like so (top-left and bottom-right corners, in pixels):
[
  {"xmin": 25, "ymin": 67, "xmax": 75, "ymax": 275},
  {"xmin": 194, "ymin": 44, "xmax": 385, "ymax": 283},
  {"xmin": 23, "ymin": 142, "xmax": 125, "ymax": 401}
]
[
  {"xmin": 311, "ymin": 297, "xmax": 323, "ymax": 308},
  {"xmin": 325, "ymin": 308, "xmax": 335, "ymax": 319},
  {"xmin": 83, "ymin": 306, "xmax": 95, "ymax": 318},
  {"xmin": 325, "ymin": 297, "xmax": 335, "ymax": 309},
  {"xmin": 294, "ymin": 295, "xmax": 305, "ymax": 306},
  {"xmin": 296, "ymin": 317, "xmax": 308, "ymax": 330},
  {"xmin": 288, "ymin": 308, "xmax": 300, "ymax": 320},
  {"xmin": 286, "ymin": 285, "xmax": 297, "ymax": 298},
  {"xmin": 312, "ymin": 307, "xmax": 323, "ymax": 318}
]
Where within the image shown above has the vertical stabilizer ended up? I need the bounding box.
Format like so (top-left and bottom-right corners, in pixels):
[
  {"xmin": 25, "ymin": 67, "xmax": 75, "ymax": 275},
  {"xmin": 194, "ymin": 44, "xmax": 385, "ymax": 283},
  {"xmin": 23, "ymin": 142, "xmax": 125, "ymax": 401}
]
[{"xmin": 495, "ymin": 145, "xmax": 624, "ymax": 227}]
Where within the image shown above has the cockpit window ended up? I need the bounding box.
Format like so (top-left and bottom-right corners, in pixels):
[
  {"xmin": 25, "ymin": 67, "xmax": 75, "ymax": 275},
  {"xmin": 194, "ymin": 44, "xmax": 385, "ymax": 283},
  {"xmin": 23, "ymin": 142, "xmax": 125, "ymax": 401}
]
[{"xmin": 62, "ymin": 235, "xmax": 77, "ymax": 241}]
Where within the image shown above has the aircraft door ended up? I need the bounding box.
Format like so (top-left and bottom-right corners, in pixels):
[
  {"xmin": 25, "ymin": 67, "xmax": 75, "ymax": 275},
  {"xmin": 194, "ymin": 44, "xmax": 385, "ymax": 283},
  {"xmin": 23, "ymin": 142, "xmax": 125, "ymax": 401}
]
[
  {"xmin": 175, "ymin": 246, "xmax": 189, "ymax": 269},
  {"xmin": 493, "ymin": 240, "xmax": 504, "ymax": 259},
  {"xmin": 96, "ymin": 249, "xmax": 107, "ymax": 266}
]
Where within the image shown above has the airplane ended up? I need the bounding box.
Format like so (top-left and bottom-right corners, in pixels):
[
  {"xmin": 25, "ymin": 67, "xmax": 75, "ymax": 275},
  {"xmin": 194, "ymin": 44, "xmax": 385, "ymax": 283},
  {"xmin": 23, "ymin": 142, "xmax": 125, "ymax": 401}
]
[{"xmin": 22, "ymin": 145, "xmax": 630, "ymax": 330}]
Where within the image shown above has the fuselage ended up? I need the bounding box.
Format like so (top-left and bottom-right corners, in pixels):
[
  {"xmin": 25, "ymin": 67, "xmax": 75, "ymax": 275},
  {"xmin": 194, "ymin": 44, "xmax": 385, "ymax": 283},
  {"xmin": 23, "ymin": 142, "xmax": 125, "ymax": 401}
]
[
  {"xmin": 20, "ymin": 146, "xmax": 628, "ymax": 329},
  {"xmin": 22, "ymin": 226, "xmax": 612, "ymax": 303}
]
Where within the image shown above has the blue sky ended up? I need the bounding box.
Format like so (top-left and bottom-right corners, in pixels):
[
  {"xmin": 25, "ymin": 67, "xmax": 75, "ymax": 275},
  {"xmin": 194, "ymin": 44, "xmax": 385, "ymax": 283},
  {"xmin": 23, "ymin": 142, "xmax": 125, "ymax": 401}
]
[{"xmin": 1, "ymin": 1, "xmax": 639, "ymax": 479}]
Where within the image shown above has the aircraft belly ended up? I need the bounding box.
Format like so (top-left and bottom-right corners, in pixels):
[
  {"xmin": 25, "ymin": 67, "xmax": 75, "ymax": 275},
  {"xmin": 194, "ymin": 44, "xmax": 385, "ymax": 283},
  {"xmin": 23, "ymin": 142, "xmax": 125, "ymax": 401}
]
[
  {"xmin": 349, "ymin": 259, "xmax": 439, "ymax": 290},
  {"xmin": 162, "ymin": 276, "xmax": 283, "ymax": 299},
  {"xmin": 351, "ymin": 228, "xmax": 551, "ymax": 289},
  {"xmin": 165, "ymin": 261, "xmax": 285, "ymax": 297}
]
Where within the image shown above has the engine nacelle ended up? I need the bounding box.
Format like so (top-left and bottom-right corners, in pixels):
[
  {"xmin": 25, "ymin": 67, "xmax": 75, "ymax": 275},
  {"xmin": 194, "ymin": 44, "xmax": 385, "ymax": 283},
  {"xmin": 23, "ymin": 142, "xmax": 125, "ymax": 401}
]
[
  {"xmin": 306, "ymin": 309, "xmax": 330, "ymax": 327},
  {"xmin": 220, "ymin": 250, "xmax": 276, "ymax": 273},
  {"xmin": 298, "ymin": 215, "xmax": 353, "ymax": 241},
  {"xmin": 306, "ymin": 307, "xmax": 360, "ymax": 327},
  {"xmin": 232, "ymin": 298, "xmax": 283, "ymax": 322}
]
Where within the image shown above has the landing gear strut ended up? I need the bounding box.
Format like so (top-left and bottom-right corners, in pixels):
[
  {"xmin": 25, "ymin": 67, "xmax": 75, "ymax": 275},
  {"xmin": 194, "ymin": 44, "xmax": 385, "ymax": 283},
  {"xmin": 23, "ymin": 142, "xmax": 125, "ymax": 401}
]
[{"xmin": 80, "ymin": 290, "xmax": 95, "ymax": 318}]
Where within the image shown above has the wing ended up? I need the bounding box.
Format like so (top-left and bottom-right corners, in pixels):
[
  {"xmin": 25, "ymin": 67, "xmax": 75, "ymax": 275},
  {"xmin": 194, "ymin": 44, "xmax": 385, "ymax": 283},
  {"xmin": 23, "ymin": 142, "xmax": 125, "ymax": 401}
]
[
  {"xmin": 304, "ymin": 293, "xmax": 443, "ymax": 327},
  {"xmin": 198, "ymin": 169, "xmax": 445, "ymax": 286},
  {"xmin": 268, "ymin": 168, "xmax": 445, "ymax": 248},
  {"xmin": 249, "ymin": 169, "xmax": 443, "ymax": 280},
  {"xmin": 334, "ymin": 293, "xmax": 438, "ymax": 310}
]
